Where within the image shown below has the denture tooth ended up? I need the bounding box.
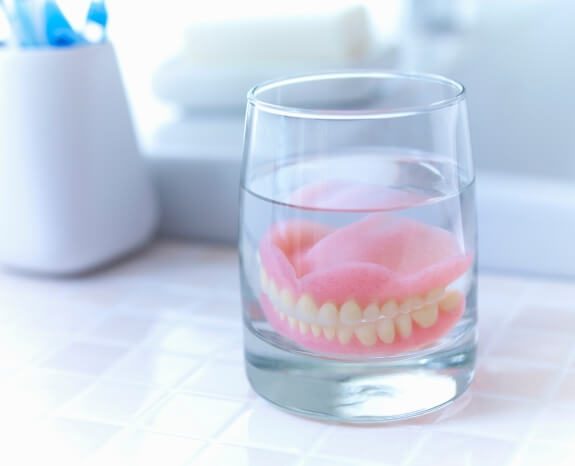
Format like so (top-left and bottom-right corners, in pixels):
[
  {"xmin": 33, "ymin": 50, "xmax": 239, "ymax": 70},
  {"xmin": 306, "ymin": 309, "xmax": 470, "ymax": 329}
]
[
  {"xmin": 269, "ymin": 280, "xmax": 279, "ymax": 302},
  {"xmin": 355, "ymin": 325, "xmax": 377, "ymax": 346},
  {"xmin": 363, "ymin": 304, "xmax": 380, "ymax": 322},
  {"xmin": 298, "ymin": 321, "xmax": 309, "ymax": 335},
  {"xmin": 337, "ymin": 327, "xmax": 353, "ymax": 344},
  {"xmin": 395, "ymin": 314, "xmax": 413, "ymax": 338},
  {"xmin": 279, "ymin": 288, "xmax": 296, "ymax": 315},
  {"xmin": 288, "ymin": 316, "xmax": 297, "ymax": 329},
  {"xmin": 311, "ymin": 324, "xmax": 321, "ymax": 337},
  {"xmin": 376, "ymin": 319, "xmax": 395, "ymax": 344},
  {"xmin": 381, "ymin": 300, "xmax": 399, "ymax": 318},
  {"xmin": 318, "ymin": 302, "xmax": 338, "ymax": 326},
  {"xmin": 260, "ymin": 267, "xmax": 269, "ymax": 293},
  {"xmin": 323, "ymin": 327, "xmax": 336, "ymax": 341},
  {"xmin": 411, "ymin": 303, "xmax": 439, "ymax": 328},
  {"xmin": 296, "ymin": 294, "xmax": 318, "ymax": 323},
  {"xmin": 400, "ymin": 296, "xmax": 424, "ymax": 313},
  {"xmin": 340, "ymin": 300, "xmax": 362, "ymax": 325},
  {"xmin": 439, "ymin": 290, "xmax": 461, "ymax": 312},
  {"xmin": 425, "ymin": 287, "xmax": 445, "ymax": 303}
]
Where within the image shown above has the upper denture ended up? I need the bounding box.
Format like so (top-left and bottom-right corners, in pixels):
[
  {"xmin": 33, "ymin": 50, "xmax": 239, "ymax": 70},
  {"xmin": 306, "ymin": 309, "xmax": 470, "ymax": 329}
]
[{"xmin": 259, "ymin": 213, "xmax": 472, "ymax": 309}]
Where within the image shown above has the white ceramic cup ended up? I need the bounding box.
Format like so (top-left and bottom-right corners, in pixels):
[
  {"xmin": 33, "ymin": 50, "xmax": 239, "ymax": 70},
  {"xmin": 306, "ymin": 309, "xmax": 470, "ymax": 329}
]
[{"xmin": 0, "ymin": 43, "xmax": 158, "ymax": 275}]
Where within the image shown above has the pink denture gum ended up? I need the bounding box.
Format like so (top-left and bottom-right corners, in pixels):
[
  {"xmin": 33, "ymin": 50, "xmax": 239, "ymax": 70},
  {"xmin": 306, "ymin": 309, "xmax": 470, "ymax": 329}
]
[{"xmin": 257, "ymin": 183, "xmax": 472, "ymax": 356}]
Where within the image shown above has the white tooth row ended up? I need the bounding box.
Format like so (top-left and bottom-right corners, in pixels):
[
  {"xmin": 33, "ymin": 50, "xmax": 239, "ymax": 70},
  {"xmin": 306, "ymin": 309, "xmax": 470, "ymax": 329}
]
[
  {"xmin": 259, "ymin": 266, "xmax": 462, "ymax": 346},
  {"xmin": 260, "ymin": 266, "xmax": 458, "ymax": 325}
]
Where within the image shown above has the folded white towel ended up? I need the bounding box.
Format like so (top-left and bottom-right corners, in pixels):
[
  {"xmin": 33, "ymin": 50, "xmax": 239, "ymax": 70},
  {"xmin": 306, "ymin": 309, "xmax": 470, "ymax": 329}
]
[
  {"xmin": 152, "ymin": 4, "xmax": 394, "ymax": 109},
  {"xmin": 182, "ymin": 4, "xmax": 373, "ymax": 65}
]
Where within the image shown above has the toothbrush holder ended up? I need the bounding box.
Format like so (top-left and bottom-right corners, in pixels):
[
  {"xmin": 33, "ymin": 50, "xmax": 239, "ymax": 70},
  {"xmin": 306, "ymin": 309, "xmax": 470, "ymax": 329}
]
[{"xmin": 0, "ymin": 42, "xmax": 158, "ymax": 275}]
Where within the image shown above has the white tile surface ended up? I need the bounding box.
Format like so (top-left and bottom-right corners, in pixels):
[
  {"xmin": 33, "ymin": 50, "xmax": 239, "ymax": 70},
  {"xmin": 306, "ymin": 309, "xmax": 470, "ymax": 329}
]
[
  {"xmin": 474, "ymin": 358, "xmax": 558, "ymax": 400},
  {"xmin": 529, "ymin": 280, "xmax": 575, "ymax": 307},
  {"xmin": 106, "ymin": 347, "xmax": 203, "ymax": 387},
  {"xmin": 169, "ymin": 294, "xmax": 243, "ymax": 326},
  {"xmin": 552, "ymin": 370, "xmax": 575, "ymax": 408},
  {"xmin": 86, "ymin": 429, "xmax": 205, "ymax": 466},
  {"xmin": 0, "ymin": 417, "xmax": 122, "ymax": 466},
  {"xmin": 511, "ymin": 305, "xmax": 575, "ymax": 335},
  {"xmin": 180, "ymin": 360, "xmax": 255, "ymax": 400},
  {"xmin": 213, "ymin": 338, "xmax": 245, "ymax": 364},
  {"xmin": 407, "ymin": 431, "xmax": 516, "ymax": 466},
  {"xmin": 435, "ymin": 392, "xmax": 538, "ymax": 441},
  {"xmin": 139, "ymin": 393, "xmax": 245, "ymax": 438},
  {"xmin": 148, "ymin": 321, "xmax": 236, "ymax": 356},
  {"xmin": 0, "ymin": 369, "xmax": 94, "ymax": 416},
  {"xmin": 0, "ymin": 326, "xmax": 70, "ymax": 370},
  {"xmin": 184, "ymin": 261, "xmax": 240, "ymax": 291},
  {"xmin": 190, "ymin": 444, "xmax": 298, "ymax": 466},
  {"xmin": 39, "ymin": 341, "xmax": 130, "ymax": 375},
  {"xmin": 299, "ymin": 457, "xmax": 372, "ymax": 466},
  {"xmin": 16, "ymin": 300, "xmax": 108, "ymax": 334},
  {"xmin": 313, "ymin": 425, "xmax": 423, "ymax": 466},
  {"xmin": 488, "ymin": 328, "xmax": 574, "ymax": 367},
  {"xmin": 120, "ymin": 290, "xmax": 203, "ymax": 319},
  {"xmin": 220, "ymin": 399, "xmax": 325, "ymax": 452},
  {"xmin": 58, "ymin": 379, "xmax": 166, "ymax": 424},
  {"xmin": 86, "ymin": 314, "xmax": 166, "ymax": 344},
  {"xmin": 530, "ymin": 406, "xmax": 575, "ymax": 444},
  {"xmin": 0, "ymin": 241, "xmax": 572, "ymax": 466},
  {"xmin": 510, "ymin": 441, "xmax": 575, "ymax": 466}
]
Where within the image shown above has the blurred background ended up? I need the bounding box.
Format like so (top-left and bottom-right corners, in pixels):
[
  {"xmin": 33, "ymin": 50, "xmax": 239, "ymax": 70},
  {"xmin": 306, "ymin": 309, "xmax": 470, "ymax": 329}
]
[
  {"xmin": 111, "ymin": 0, "xmax": 575, "ymax": 277},
  {"xmin": 2, "ymin": 0, "xmax": 574, "ymax": 276},
  {"xmin": 102, "ymin": 0, "xmax": 575, "ymax": 182}
]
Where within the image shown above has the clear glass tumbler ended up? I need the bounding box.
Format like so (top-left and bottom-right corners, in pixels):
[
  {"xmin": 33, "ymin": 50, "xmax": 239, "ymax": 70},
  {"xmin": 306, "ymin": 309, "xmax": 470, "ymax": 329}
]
[{"xmin": 239, "ymin": 72, "xmax": 477, "ymax": 422}]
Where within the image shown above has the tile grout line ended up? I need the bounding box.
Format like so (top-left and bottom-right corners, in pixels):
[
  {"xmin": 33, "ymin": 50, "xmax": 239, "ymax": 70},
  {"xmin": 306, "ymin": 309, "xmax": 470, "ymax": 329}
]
[
  {"xmin": 478, "ymin": 285, "xmax": 531, "ymax": 358},
  {"xmin": 502, "ymin": 308, "xmax": 575, "ymax": 465},
  {"xmin": 292, "ymin": 423, "xmax": 335, "ymax": 466},
  {"xmin": 45, "ymin": 290, "xmax": 244, "ymax": 419},
  {"xmin": 53, "ymin": 352, "xmax": 233, "ymax": 426},
  {"xmin": 43, "ymin": 332, "xmax": 162, "ymax": 418},
  {"xmin": 401, "ymin": 430, "xmax": 433, "ymax": 466},
  {"xmin": 68, "ymin": 397, "xmax": 255, "ymax": 462},
  {"xmin": 2, "ymin": 256, "xmax": 573, "ymax": 466},
  {"xmin": 7, "ymin": 307, "xmax": 118, "ymax": 371},
  {"xmin": 40, "ymin": 298, "xmax": 246, "ymax": 425},
  {"xmin": 64, "ymin": 346, "xmax": 254, "ymax": 455}
]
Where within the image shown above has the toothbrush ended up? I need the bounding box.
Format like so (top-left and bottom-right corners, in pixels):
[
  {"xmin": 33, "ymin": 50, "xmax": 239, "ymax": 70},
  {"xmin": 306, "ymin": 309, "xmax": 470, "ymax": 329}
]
[
  {"xmin": 3, "ymin": 0, "xmax": 40, "ymax": 46},
  {"xmin": 44, "ymin": 0, "xmax": 82, "ymax": 46},
  {"xmin": 29, "ymin": 0, "xmax": 47, "ymax": 45},
  {"xmin": 0, "ymin": 0, "xmax": 9, "ymax": 46},
  {"xmin": 84, "ymin": 0, "xmax": 107, "ymax": 43}
]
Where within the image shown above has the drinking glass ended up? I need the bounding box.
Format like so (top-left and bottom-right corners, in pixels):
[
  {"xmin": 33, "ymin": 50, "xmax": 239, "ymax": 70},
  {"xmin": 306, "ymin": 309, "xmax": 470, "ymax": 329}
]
[{"xmin": 239, "ymin": 72, "xmax": 477, "ymax": 422}]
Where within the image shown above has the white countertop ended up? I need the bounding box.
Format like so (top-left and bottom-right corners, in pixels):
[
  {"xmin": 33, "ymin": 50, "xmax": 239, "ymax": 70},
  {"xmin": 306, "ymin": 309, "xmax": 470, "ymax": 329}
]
[{"xmin": 0, "ymin": 241, "xmax": 574, "ymax": 466}]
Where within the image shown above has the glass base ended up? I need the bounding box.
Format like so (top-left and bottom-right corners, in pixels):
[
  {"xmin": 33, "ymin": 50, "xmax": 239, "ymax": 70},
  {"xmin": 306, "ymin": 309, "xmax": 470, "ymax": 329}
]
[{"xmin": 244, "ymin": 326, "xmax": 476, "ymax": 423}]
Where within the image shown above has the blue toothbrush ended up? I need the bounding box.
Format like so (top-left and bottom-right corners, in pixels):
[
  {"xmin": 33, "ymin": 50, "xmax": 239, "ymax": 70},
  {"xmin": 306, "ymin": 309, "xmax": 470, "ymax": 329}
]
[
  {"xmin": 44, "ymin": 0, "xmax": 82, "ymax": 46},
  {"xmin": 84, "ymin": 0, "xmax": 107, "ymax": 43},
  {"xmin": 0, "ymin": 0, "xmax": 8, "ymax": 46},
  {"xmin": 3, "ymin": 0, "xmax": 40, "ymax": 46}
]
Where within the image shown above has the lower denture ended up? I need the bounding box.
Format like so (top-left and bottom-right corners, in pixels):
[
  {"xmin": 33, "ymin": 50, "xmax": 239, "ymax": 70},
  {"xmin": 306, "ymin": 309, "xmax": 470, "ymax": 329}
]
[{"xmin": 258, "ymin": 212, "xmax": 472, "ymax": 355}]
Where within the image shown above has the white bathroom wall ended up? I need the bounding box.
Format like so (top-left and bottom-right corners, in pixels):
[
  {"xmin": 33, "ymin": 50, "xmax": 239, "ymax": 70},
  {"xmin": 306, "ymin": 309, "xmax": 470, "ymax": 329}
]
[{"xmin": 406, "ymin": 0, "xmax": 575, "ymax": 181}]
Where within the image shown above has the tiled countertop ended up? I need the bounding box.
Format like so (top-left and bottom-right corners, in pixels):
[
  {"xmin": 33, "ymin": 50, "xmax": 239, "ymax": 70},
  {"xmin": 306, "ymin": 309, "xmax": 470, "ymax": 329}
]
[{"xmin": 0, "ymin": 241, "xmax": 574, "ymax": 466}]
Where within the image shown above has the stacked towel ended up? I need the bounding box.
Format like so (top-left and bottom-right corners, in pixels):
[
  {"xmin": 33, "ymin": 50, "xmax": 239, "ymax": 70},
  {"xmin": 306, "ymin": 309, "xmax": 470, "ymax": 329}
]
[{"xmin": 153, "ymin": 4, "xmax": 382, "ymax": 110}]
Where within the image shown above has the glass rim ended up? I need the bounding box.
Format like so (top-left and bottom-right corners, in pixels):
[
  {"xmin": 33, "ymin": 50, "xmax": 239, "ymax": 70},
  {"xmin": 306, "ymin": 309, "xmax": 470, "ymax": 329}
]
[{"xmin": 247, "ymin": 70, "xmax": 466, "ymax": 119}]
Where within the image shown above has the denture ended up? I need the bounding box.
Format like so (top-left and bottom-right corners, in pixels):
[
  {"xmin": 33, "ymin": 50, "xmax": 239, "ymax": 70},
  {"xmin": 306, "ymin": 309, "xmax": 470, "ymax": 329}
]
[{"xmin": 258, "ymin": 212, "xmax": 472, "ymax": 355}]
